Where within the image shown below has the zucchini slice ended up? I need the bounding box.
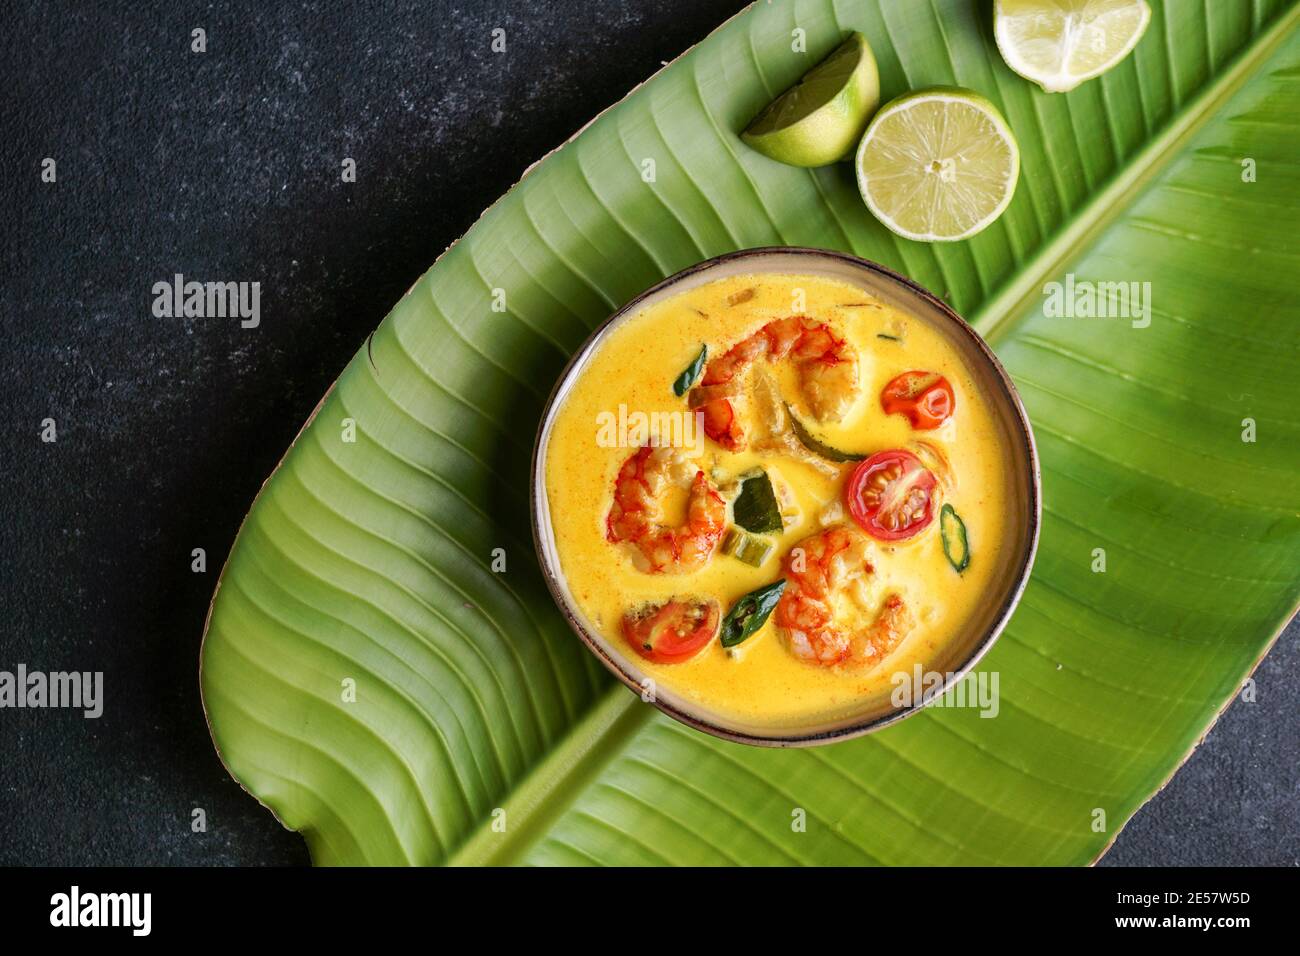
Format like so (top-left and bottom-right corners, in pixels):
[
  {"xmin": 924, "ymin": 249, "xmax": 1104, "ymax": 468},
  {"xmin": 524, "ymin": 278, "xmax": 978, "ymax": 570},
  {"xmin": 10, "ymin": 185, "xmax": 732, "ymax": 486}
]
[
  {"xmin": 786, "ymin": 404, "xmax": 866, "ymax": 463},
  {"xmin": 732, "ymin": 470, "xmax": 783, "ymax": 534}
]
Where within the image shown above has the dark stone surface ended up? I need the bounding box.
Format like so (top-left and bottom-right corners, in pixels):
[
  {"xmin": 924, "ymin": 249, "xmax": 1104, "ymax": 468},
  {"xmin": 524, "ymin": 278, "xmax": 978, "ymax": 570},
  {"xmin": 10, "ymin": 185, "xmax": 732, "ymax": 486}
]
[
  {"xmin": 1098, "ymin": 626, "xmax": 1299, "ymax": 868},
  {"xmin": 0, "ymin": 0, "xmax": 1294, "ymax": 867}
]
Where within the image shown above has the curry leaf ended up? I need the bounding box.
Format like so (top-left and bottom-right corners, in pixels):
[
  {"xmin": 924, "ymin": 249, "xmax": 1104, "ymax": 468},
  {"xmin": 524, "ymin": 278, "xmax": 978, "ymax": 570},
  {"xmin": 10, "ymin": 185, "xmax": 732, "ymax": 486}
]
[
  {"xmin": 673, "ymin": 345, "xmax": 708, "ymax": 396},
  {"xmin": 719, "ymin": 579, "xmax": 788, "ymax": 648}
]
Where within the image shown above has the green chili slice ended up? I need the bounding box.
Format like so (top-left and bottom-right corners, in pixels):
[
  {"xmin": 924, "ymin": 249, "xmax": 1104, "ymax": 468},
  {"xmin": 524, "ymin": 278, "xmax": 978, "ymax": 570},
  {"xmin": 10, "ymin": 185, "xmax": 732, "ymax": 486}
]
[{"xmin": 940, "ymin": 503, "xmax": 970, "ymax": 572}]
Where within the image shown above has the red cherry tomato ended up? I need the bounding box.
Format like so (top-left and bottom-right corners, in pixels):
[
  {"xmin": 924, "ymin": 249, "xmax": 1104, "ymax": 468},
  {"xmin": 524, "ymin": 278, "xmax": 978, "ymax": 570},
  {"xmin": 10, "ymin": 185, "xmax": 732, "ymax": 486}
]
[
  {"xmin": 881, "ymin": 371, "xmax": 955, "ymax": 429},
  {"xmin": 845, "ymin": 450, "xmax": 937, "ymax": 541},
  {"xmin": 622, "ymin": 597, "xmax": 720, "ymax": 664}
]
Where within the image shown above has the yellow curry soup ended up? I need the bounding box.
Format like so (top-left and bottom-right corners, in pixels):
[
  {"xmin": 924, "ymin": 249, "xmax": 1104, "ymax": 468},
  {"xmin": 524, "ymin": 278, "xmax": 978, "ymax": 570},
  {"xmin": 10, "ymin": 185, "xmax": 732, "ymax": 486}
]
[{"xmin": 544, "ymin": 272, "xmax": 1016, "ymax": 730}]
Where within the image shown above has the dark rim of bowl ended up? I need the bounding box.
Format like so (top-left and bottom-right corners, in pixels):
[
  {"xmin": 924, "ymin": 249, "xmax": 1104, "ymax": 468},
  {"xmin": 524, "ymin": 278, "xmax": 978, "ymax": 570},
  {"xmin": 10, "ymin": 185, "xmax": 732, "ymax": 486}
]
[{"xmin": 530, "ymin": 246, "xmax": 1041, "ymax": 747}]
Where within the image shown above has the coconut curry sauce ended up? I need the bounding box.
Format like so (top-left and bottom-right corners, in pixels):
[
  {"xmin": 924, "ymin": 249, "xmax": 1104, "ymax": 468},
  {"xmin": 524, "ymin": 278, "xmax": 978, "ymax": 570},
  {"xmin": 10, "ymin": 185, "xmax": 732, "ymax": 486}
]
[{"xmin": 544, "ymin": 273, "xmax": 1015, "ymax": 729}]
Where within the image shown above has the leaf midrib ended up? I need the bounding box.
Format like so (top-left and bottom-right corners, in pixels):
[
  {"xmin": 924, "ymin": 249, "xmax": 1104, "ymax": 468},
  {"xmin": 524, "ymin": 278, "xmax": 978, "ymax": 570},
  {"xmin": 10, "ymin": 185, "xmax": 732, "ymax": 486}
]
[
  {"xmin": 448, "ymin": 685, "xmax": 645, "ymax": 865},
  {"xmin": 444, "ymin": 4, "xmax": 1300, "ymax": 868},
  {"xmin": 974, "ymin": 2, "xmax": 1300, "ymax": 344}
]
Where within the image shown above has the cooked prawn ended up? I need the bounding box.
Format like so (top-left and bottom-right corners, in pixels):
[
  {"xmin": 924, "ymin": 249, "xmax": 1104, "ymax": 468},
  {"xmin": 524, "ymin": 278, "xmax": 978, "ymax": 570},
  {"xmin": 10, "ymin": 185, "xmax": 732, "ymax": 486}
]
[
  {"xmin": 606, "ymin": 444, "xmax": 726, "ymax": 573},
  {"xmin": 749, "ymin": 367, "xmax": 840, "ymax": 478},
  {"xmin": 775, "ymin": 525, "xmax": 913, "ymax": 666},
  {"xmin": 690, "ymin": 316, "xmax": 859, "ymax": 452}
]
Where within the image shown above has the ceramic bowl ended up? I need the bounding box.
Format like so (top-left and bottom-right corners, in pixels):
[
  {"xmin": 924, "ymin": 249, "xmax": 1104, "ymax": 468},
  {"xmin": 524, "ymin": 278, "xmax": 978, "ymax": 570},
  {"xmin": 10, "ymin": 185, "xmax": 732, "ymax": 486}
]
[{"xmin": 531, "ymin": 247, "xmax": 1040, "ymax": 746}]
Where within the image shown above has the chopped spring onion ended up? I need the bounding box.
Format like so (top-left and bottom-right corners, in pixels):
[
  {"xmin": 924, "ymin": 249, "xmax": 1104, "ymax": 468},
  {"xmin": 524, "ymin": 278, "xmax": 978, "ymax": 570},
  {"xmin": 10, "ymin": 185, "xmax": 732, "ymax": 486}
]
[
  {"xmin": 732, "ymin": 470, "xmax": 783, "ymax": 534},
  {"xmin": 721, "ymin": 528, "xmax": 774, "ymax": 567},
  {"xmin": 720, "ymin": 579, "xmax": 787, "ymax": 648},
  {"xmin": 673, "ymin": 344, "xmax": 707, "ymax": 397},
  {"xmin": 940, "ymin": 503, "xmax": 970, "ymax": 572}
]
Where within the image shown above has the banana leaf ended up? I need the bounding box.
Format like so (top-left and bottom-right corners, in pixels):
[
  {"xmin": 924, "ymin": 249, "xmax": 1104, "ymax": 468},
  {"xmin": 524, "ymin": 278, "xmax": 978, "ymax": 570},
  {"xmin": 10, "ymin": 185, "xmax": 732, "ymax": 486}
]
[{"xmin": 200, "ymin": 0, "xmax": 1300, "ymax": 865}]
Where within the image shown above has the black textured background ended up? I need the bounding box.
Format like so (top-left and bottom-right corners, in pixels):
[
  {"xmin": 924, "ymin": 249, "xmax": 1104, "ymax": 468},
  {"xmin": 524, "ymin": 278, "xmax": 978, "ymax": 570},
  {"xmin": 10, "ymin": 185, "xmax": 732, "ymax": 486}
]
[{"xmin": 0, "ymin": 0, "xmax": 1295, "ymax": 866}]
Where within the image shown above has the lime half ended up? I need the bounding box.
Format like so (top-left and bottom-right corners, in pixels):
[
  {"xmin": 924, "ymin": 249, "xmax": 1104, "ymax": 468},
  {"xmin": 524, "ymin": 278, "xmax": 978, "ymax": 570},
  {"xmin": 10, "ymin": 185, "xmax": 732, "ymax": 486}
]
[
  {"xmin": 994, "ymin": 0, "xmax": 1152, "ymax": 94},
  {"xmin": 741, "ymin": 32, "xmax": 880, "ymax": 167},
  {"xmin": 855, "ymin": 87, "xmax": 1020, "ymax": 243}
]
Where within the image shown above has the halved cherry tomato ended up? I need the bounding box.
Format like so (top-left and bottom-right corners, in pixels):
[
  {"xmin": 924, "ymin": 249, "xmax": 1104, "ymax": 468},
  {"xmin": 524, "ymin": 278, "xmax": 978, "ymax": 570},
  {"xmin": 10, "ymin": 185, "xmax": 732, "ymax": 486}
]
[
  {"xmin": 881, "ymin": 371, "xmax": 955, "ymax": 429},
  {"xmin": 622, "ymin": 597, "xmax": 720, "ymax": 664},
  {"xmin": 845, "ymin": 450, "xmax": 937, "ymax": 541}
]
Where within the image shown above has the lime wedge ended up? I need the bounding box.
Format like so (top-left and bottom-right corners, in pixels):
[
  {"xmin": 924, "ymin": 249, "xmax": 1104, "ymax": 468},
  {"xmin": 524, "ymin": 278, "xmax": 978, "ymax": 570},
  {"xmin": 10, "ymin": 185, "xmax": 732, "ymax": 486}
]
[
  {"xmin": 741, "ymin": 32, "xmax": 880, "ymax": 167},
  {"xmin": 854, "ymin": 87, "xmax": 1020, "ymax": 243},
  {"xmin": 994, "ymin": 0, "xmax": 1151, "ymax": 94}
]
